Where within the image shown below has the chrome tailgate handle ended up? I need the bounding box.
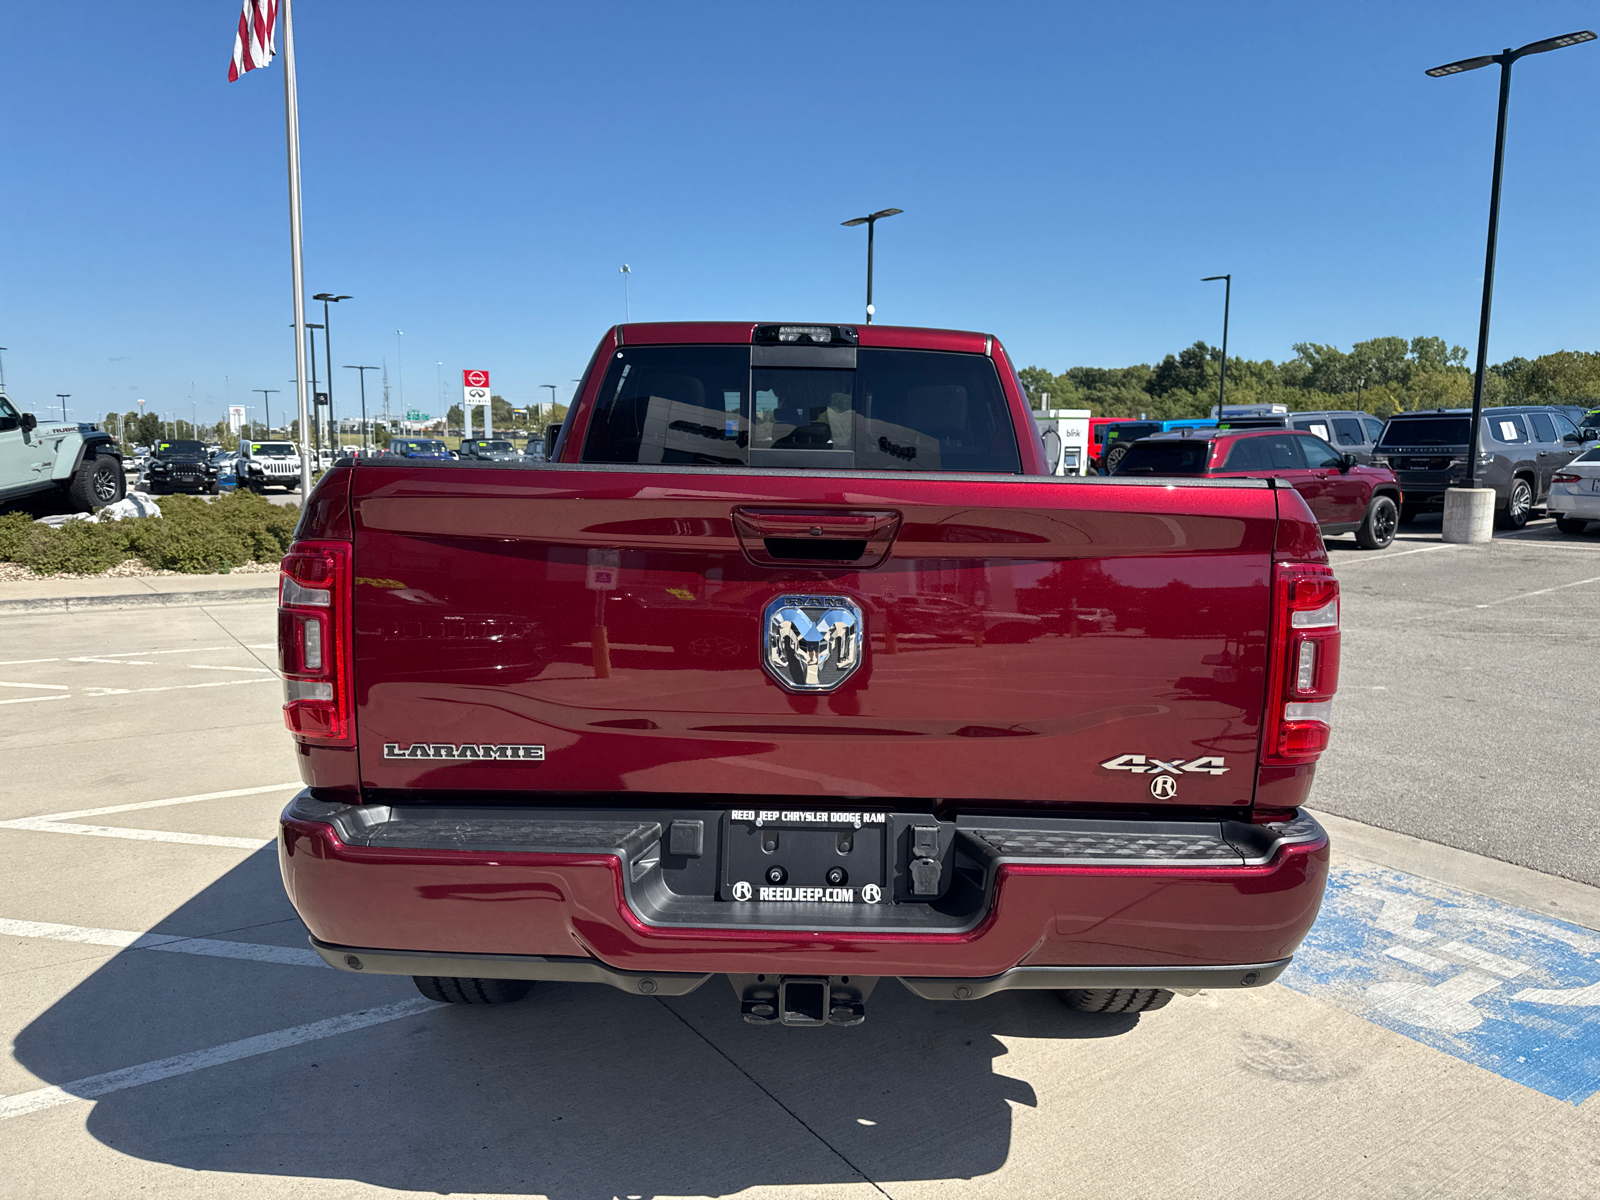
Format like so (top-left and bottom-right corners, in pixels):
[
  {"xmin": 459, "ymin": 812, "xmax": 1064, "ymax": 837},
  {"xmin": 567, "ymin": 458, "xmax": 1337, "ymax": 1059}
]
[{"xmin": 731, "ymin": 507, "xmax": 902, "ymax": 568}]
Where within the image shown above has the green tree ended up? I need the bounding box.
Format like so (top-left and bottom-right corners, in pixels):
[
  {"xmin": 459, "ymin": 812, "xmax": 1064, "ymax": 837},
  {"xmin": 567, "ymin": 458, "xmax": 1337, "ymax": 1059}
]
[{"xmin": 1520, "ymin": 351, "xmax": 1600, "ymax": 402}]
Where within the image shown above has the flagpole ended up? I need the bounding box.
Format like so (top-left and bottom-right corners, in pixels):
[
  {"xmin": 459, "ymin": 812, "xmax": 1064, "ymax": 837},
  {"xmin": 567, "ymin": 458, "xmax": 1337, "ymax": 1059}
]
[{"xmin": 280, "ymin": 0, "xmax": 312, "ymax": 497}]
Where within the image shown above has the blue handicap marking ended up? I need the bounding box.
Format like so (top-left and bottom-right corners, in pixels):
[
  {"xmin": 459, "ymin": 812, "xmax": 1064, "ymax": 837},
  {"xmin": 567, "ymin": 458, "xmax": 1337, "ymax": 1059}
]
[{"xmin": 1281, "ymin": 859, "xmax": 1600, "ymax": 1104}]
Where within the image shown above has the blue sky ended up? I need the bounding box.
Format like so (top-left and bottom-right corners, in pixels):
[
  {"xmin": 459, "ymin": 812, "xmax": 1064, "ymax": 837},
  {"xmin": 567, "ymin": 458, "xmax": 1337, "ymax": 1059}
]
[{"xmin": 3, "ymin": 1, "xmax": 1598, "ymax": 427}]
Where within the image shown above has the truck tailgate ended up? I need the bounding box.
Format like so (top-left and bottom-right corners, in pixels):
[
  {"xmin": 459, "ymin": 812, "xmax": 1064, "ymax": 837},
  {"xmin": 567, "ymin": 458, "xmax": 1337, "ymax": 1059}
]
[{"xmin": 348, "ymin": 464, "xmax": 1278, "ymax": 808}]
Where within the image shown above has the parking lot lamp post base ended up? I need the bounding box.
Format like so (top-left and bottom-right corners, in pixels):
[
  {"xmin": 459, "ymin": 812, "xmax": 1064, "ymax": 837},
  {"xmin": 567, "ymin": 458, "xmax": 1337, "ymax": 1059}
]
[{"xmin": 1442, "ymin": 487, "xmax": 1495, "ymax": 543}]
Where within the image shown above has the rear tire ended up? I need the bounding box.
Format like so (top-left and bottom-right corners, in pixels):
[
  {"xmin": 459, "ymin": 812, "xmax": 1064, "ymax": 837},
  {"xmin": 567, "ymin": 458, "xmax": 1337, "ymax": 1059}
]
[
  {"xmin": 1355, "ymin": 495, "xmax": 1399, "ymax": 549},
  {"xmin": 1495, "ymin": 477, "xmax": 1534, "ymax": 530},
  {"xmin": 1058, "ymin": 987, "xmax": 1173, "ymax": 1014},
  {"xmin": 412, "ymin": 976, "xmax": 534, "ymax": 1005},
  {"xmin": 1103, "ymin": 444, "xmax": 1130, "ymax": 473},
  {"xmin": 1556, "ymin": 516, "xmax": 1592, "ymax": 535}
]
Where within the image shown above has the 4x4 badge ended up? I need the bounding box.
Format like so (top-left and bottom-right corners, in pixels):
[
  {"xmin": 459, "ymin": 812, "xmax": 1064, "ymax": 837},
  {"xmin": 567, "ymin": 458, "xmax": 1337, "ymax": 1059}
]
[{"xmin": 1099, "ymin": 754, "xmax": 1229, "ymax": 776}]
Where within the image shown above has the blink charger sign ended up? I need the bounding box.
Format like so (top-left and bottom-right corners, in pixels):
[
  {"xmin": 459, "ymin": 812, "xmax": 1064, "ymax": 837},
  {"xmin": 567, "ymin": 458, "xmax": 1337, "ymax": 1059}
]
[{"xmin": 1283, "ymin": 860, "xmax": 1600, "ymax": 1104}]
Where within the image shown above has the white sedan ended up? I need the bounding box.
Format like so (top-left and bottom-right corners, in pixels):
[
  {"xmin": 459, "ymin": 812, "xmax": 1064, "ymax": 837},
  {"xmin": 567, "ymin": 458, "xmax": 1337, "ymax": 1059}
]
[{"xmin": 1549, "ymin": 446, "xmax": 1600, "ymax": 534}]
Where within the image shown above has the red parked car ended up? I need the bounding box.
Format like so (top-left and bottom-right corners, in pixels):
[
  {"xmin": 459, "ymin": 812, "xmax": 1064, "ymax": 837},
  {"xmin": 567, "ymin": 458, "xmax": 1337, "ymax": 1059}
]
[
  {"xmin": 1113, "ymin": 427, "xmax": 1403, "ymax": 549},
  {"xmin": 277, "ymin": 322, "xmax": 1334, "ymax": 1027}
]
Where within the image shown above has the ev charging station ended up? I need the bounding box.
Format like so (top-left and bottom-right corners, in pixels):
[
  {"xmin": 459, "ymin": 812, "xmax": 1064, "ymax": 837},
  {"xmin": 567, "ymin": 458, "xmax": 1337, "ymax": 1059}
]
[{"xmin": 1035, "ymin": 408, "xmax": 1092, "ymax": 476}]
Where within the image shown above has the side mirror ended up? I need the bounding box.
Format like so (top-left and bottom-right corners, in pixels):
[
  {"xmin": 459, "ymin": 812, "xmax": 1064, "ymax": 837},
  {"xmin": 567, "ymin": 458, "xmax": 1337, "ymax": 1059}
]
[
  {"xmin": 21, "ymin": 412, "xmax": 37, "ymax": 432},
  {"xmin": 1565, "ymin": 431, "xmax": 1587, "ymax": 444},
  {"xmin": 1339, "ymin": 453, "xmax": 1357, "ymax": 472}
]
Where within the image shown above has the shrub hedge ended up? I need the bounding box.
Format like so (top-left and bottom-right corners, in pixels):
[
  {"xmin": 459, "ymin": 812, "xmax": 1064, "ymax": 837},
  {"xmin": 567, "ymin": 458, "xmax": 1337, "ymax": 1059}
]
[{"xmin": 0, "ymin": 492, "xmax": 300, "ymax": 576}]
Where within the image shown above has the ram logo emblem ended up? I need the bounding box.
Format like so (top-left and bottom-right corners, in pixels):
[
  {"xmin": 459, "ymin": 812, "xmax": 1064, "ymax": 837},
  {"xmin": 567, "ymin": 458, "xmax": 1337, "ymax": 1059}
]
[{"xmin": 762, "ymin": 594, "xmax": 864, "ymax": 693}]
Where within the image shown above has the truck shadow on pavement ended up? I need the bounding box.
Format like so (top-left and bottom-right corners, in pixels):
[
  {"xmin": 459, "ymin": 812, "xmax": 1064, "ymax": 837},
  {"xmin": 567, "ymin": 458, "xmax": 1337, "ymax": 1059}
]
[{"xmin": 15, "ymin": 846, "xmax": 1147, "ymax": 1197}]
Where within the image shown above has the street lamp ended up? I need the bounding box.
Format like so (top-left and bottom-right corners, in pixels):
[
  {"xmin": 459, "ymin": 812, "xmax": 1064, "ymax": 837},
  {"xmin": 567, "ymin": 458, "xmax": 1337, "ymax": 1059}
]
[
  {"xmin": 292, "ymin": 322, "xmax": 326, "ymax": 455},
  {"xmin": 253, "ymin": 388, "xmax": 279, "ymax": 439},
  {"xmin": 1201, "ymin": 275, "xmax": 1231, "ymax": 415},
  {"xmin": 1427, "ymin": 29, "xmax": 1595, "ymax": 536},
  {"xmin": 840, "ymin": 208, "xmax": 902, "ymax": 324},
  {"xmin": 312, "ymin": 294, "xmax": 350, "ymax": 451},
  {"xmin": 55, "ymin": 394, "xmax": 71, "ymax": 422},
  {"xmin": 344, "ymin": 365, "xmax": 379, "ymax": 451},
  {"xmin": 620, "ymin": 265, "xmax": 631, "ymax": 322}
]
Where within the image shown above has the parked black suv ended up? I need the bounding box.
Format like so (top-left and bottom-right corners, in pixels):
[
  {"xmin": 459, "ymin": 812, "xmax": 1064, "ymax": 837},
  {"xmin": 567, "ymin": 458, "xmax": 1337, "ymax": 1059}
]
[
  {"xmin": 1374, "ymin": 406, "xmax": 1594, "ymax": 528},
  {"xmin": 457, "ymin": 438, "xmax": 520, "ymax": 462},
  {"xmin": 1215, "ymin": 409, "xmax": 1389, "ymax": 464},
  {"xmin": 145, "ymin": 440, "xmax": 219, "ymax": 495}
]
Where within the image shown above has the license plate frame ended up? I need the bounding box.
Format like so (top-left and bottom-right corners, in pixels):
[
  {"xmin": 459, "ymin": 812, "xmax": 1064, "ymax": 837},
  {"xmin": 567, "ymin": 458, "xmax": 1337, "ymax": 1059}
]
[{"xmin": 719, "ymin": 809, "xmax": 889, "ymax": 905}]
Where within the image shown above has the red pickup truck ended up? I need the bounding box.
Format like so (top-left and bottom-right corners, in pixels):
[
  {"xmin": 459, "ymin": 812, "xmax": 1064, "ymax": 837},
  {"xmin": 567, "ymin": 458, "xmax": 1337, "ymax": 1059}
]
[{"xmin": 277, "ymin": 321, "xmax": 1334, "ymax": 1027}]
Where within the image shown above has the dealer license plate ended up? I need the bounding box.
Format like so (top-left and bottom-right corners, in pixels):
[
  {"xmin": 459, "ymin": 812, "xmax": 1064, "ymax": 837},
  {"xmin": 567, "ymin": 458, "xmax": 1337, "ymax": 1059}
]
[{"xmin": 719, "ymin": 809, "xmax": 888, "ymax": 904}]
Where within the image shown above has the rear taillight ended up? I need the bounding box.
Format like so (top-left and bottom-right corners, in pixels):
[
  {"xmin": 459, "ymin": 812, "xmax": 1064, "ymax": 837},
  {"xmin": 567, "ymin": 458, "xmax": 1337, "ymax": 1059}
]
[
  {"xmin": 1262, "ymin": 562, "xmax": 1340, "ymax": 765},
  {"xmin": 278, "ymin": 540, "xmax": 353, "ymax": 744},
  {"xmin": 1552, "ymin": 472, "xmax": 1582, "ymax": 484}
]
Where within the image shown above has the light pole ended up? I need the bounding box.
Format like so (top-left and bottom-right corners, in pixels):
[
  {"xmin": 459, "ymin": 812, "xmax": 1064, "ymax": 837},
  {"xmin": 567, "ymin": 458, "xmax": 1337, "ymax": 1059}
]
[
  {"xmin": 395, "ymin": 331, "xmax": 405, "ymax": 416},
  {"xmin": 344, "ymin": 365, "xmax": 378, "ymax": 451},
  {"xmin": 1427, "ymin": 30, "xmax": 1594, "ymax": 513},
  {"xmin": 297, "ymin": 322, "xmax": 325, "ymax": 456},
  {"xmin": 55, "ymin": 394, "xmax": 71, "ymax": 422},
  {"xmin": 840, "ymin": 208, "xmax": 902, "ymax": 324},
  {"xmin": 620, "ymin": 265, "xmax": 631, "ymax": 322},
  {"xmin": 0, "ymin": 347, "xmax": 8, "ymax": 393},
  {"xmin": 253, "ymin": 388, "xmax": 279, "ymax": 439},
  {"xmin": 312, "ymin": 294, "xmax": 349, "ymax": 451},
  {"xmin": 1201, "ymin": 275, "xmax": 1231, "ymax": 415}
]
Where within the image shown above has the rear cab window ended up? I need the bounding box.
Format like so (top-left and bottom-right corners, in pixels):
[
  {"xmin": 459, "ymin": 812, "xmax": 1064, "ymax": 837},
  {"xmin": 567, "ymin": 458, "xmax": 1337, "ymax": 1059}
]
[
  {"xmin": 1111, "ymin": 439, "xmax": 1212, "ymax": 475},
  {"xmin": 582, "ymin": 344, "xmax": 1021, "ymax": 472}
]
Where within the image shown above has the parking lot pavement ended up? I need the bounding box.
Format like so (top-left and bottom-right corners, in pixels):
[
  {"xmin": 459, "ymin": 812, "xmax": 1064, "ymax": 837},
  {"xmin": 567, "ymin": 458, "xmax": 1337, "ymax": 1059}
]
[
  {"xmin": 1314, "ymin": 515, "xmax": 1600, "ymax": 886},
  {"xmin": 3, "ymin": 586, "xmax": 1599, "ymax": 1197}
]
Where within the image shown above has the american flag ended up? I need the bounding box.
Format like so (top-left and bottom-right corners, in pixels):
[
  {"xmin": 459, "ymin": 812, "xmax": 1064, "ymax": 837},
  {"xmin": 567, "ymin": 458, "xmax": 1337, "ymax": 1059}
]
[{"xmin": 227, "ymin": 0, "xmax": 279, "ymax": 82}]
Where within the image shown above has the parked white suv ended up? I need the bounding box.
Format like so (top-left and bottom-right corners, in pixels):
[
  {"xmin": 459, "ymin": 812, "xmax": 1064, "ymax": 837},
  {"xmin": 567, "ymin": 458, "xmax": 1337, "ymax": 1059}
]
[{"xmin": 237, "ymin": 440, "xmax": 302, "ymax": 493}]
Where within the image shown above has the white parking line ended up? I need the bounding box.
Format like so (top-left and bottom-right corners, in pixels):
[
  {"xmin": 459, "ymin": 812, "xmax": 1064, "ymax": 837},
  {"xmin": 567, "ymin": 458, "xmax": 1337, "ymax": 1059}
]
[
  {"xmin": 0, "ymin": 918, "xmax": 326, "ymax": 968},
  {"xmin": 1429, "ymin": 573, "xmax": 1600, "ymax": 619},
  {"xmin": 22, "ymin": 782, "xmax": 302, "ymax": 824},
  {"xmin": 0, "ymin": 782, "xmax": 301, "ymax": 848},
  {"xmin": 0, "ymin": 819, "xmax": 267, "ymax": 850},
  {"xmin": 187, "ymin": 664, "xmax": 275, "ymax": 674},
  {"xmin": 83, "ymin": 677, "xmax": 278, "ymax": 698},
  {"xmin": 1331, "ymin": 543, "xmax": 1462, "ymax": 566},
  {"xmin": 0, "ymin": 695, "xmax": 69, "ymax": 707},
  {"xmin": 0, "ymin": 658, "xmax": 61, "ymax": 666},
  {"xmin": 0, "ymin": 1000, "xmax": 433, "ymax": 1122},
  {"xmin": 86, "ymin": 647, "xmax": 237, "ymax": 659},
  {"xmin": 0, "ymin": 682, "xmax": 70, "ymax": 690}
]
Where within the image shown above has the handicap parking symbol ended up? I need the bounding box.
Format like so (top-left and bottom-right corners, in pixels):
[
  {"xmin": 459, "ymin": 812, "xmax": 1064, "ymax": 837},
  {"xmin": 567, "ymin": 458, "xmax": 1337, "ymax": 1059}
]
[{"xmin": 1281, "ymin": 860, "xmax": 1600, "ymax": 1103}]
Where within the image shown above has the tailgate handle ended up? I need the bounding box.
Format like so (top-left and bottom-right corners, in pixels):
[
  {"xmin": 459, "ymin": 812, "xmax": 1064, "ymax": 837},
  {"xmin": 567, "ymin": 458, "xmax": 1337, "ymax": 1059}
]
[{"xmin": 732, "ymin": 508, "xmax": 901, "ymax": 568}]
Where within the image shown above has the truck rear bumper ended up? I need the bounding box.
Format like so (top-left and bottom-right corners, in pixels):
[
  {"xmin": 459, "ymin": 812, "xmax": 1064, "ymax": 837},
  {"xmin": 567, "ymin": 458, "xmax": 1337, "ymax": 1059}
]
[
  {"xmin": 309, "ymin": 939, "xmax": 1290, "ymax": 997},
  {"xmin": 279, "ymin": 792, "xmax": 1328, "ymax": 981}
]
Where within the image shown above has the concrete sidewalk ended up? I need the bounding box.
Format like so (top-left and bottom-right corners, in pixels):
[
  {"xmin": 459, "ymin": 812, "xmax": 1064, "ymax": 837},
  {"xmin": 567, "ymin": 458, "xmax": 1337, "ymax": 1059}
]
[{"xmin": 0, "ymin": 571, "xmax": 276, "ymax": 614}]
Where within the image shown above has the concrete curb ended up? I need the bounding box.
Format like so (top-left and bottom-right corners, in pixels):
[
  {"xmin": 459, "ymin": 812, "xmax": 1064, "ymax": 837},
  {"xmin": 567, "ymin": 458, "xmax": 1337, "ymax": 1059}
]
[
  {"xmin": 1313, "ymin": 808, "xmax": 1600, "ymax": 932},
  {"xmin": 0, "ymin": 586, "xmax": 278, "ymax": 615}
]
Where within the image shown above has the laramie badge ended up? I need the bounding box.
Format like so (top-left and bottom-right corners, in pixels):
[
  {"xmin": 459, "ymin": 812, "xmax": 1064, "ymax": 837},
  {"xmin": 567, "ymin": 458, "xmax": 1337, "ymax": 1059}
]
[{"xmin": 762, "ymin": 594, "xmax": 864, "ymax": 693}]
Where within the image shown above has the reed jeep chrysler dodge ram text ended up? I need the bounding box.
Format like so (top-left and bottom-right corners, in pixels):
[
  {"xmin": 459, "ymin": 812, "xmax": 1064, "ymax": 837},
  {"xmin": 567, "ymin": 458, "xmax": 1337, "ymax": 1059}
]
[{"xmin": 276, "ymin": 322, "xmax": 1334, "ymax": 1026}]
